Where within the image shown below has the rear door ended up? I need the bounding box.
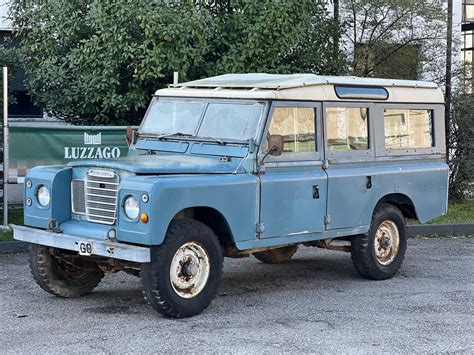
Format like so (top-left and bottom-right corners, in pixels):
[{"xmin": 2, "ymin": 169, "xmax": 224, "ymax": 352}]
[{"xmin": 258, "ymin": 101, "xmax": 327, "ymax": 238}]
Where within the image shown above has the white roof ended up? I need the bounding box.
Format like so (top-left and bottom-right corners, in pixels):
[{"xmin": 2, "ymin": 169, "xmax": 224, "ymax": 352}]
[
  {"xmin": 177, "ymin": 73, "xmax": 438, "ymax": 89},
  {"xmin": 156, "ymin": 73, "xmax": 444, "ymax": 103}
]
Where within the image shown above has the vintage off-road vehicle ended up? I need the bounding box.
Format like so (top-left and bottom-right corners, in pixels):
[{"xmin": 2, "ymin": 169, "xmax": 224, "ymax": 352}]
[{"xmin": 13, "ymin": 74, "xmax": 448, "ymax": 318}]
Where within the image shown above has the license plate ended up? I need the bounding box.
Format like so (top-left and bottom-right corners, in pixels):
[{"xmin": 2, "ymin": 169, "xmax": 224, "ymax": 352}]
[{"xmin": 78, "ymin": 241, "xmax": 94, "ymax": 256}]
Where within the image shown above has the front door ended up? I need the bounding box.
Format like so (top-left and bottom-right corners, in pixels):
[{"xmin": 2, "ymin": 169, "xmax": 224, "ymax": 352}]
[
  {"xmin": 259, "ymin": 102, "xmax": 327, "ymax": 239},
  {"xmin": 323, "ymin": 102, "xmax": 376, "ymax": 230}
]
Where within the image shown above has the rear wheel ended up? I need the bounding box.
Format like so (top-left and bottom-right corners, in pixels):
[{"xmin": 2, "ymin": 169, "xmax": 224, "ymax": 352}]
[
  {"xmin": 141, "ymin": 219, "xmax": 223, "ymax": 318},
  {"xmin": 351, "ymin": 203, "xmax": 407, "ymax": 280},
  {"xmin": 29, "ymin": 244, "xmax": 104, "ymax": 297},
  {"xmin": 253, "ymin": 245, "xmax": 298, "ymax": 264}
]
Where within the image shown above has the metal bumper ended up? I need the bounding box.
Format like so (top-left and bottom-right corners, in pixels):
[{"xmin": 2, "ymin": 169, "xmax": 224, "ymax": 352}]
[{"xmin": 12, "ymin": 225, "xmax": 151, "ymax": 263}]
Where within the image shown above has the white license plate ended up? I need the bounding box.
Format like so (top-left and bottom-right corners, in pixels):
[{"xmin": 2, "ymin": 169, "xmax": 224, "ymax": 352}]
[{"xmin": 78, "ymin": 241, "xmax": 94, "ymax": 256}]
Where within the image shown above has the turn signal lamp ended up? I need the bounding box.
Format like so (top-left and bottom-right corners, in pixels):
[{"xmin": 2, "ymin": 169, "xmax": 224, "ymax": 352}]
[{"xmin": 140, "ymin": 213, "xmax": 149, "ymax": 224}]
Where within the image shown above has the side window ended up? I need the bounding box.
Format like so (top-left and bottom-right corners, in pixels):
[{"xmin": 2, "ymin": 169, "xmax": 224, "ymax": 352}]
[
  {"xmin": 326, "ymin": 107, "xmax": 369, "ymax": 151},
  {"xmin": 384, "ymin": 109, "xmax": 433, "ymax": 149},
  {"xmin": 266, "ymin": 107, "xmax": 316, "ymax": 153}
]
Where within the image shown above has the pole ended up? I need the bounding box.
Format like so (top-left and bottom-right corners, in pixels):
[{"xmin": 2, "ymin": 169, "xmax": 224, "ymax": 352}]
[
  {"xmin": 333, "ymin": 0, "xmax": 340, "ymax": 60},
  {"xmin": 445, "ymin": 0, "xmax": 453, "ymax": 159},
  {"xmin": 173, "ymin": 71, "xmax": 179, "ymax": 86},
  {"xmin": 2, "ymin": 67, "xmax": 9, "ymax": 227}
]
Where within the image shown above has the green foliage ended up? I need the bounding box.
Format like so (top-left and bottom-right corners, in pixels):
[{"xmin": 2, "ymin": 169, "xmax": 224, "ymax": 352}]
[
  {"xmin": 9, "ymin": 0, "xmax": 345, "ymax": 125},
  {"xmin": 448, "ymin": 91, "xmax": 474, "ymax": 200},
  {"xmin": 0, "ymin": 46, "xmax": 20, "ymax": 106}
]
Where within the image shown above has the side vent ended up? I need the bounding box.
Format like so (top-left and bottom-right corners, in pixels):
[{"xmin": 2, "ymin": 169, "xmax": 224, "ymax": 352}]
[{"xmin": 71, "ymin": 180, "xmax": 86, "ymax": 215}]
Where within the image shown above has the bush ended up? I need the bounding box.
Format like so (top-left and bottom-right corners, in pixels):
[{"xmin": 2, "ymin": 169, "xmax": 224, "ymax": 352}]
[{"xmin": 448, "ymin": 91, "xmax": 474, "ymax": 200}]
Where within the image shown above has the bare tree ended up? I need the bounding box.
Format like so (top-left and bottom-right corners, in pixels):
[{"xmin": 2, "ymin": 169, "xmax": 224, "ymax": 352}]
[{"xmin": 342, "ymin": 0, "xmax": 447, "ymax": 81}]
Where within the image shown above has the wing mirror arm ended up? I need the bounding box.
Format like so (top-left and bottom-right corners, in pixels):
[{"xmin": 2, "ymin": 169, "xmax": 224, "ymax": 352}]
[{"xmin": 259, "ymin": 145, "xmax": 277, "ymax": 165}]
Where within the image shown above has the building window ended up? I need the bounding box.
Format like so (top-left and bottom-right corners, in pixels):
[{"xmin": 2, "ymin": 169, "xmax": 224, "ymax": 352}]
[
  {"xmin": 266, "ymin": 107, "xmax": 316, "ymax": 153},
  {"xmin": 326, "ymin": 107, "xmax": 369, "ymax": 151},
  {"xmin": 384, "ymin": 109, "xmax": 433, "ymax": 149},
  {"xmin": 462, "ymin": 0, "xmax": 474, "ymax": 22}
]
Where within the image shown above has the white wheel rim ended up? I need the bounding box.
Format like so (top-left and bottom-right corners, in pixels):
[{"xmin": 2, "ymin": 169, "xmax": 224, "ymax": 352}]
[
  {"xmin": 170, "ymin": 241, "xmax": 210, "ymax": 299},
  {"xmin": 374, "ymin": 220, "xmax": 400, "ymax": 266}
]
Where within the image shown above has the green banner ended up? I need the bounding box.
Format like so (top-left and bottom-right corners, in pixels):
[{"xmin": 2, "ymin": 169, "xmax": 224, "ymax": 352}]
[{"xmin": 8, "ymin": 124, "xmax": 130, "ymax": 182}]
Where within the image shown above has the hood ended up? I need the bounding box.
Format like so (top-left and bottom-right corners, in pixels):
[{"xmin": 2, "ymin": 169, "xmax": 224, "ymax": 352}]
[{"xmin": 67, "ymin": 154, "xmax": 245, "ymax": 174}]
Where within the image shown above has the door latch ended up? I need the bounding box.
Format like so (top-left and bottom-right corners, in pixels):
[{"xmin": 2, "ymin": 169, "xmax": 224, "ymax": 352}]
[{"xmin": 312, "ymin": 185, "xmax": 320, "ymax": 199}]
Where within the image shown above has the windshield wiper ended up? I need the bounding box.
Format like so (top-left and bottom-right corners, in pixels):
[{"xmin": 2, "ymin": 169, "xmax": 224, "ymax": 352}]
[
  {"xmin": 157, "ymin": 132, "xmax": 194, "ymax": 140},
  {"xmin": 156, "ymin": 132, "xmax": 226, "ymax": 145},
  {"xmin": 197, "ymin": 136, "xmax": 226, "ymax": 145}
]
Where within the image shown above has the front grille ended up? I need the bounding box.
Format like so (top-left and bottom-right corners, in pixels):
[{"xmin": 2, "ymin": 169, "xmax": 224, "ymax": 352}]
[{"xmin": 84, "ymin": 169, "xmax": 119, "ymax": 225}]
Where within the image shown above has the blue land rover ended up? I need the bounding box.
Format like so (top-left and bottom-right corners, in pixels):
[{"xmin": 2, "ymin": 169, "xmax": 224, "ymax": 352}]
[{"xmin": 13, "ymin": 74, "xmax": 449, "ymax": 318}]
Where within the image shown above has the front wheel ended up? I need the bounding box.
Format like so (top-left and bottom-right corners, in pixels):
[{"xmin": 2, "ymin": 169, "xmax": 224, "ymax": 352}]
[
  {"xmin": 29, "ymin": 244, "xmax": 104, "ymax": 297},
  {"xmin": 141, "ymin": 219, "xmax": 223, "ymax": 318},
  {"xmin": 351, "ymin": 203, "xmax": 407, "ymax": 280}
]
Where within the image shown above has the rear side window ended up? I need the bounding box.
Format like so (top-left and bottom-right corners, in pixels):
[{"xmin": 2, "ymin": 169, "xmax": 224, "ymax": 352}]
[
  {"xmin": 326, "ymin": 107, "xmax": 369, "ymax": 151},
  {"xmin": 266, "ymin": 107, "xmax": 316, "ymax": 153},
  {"xmin": 384, "ymin": 109, "xmax": 433, "ymax": 149}
]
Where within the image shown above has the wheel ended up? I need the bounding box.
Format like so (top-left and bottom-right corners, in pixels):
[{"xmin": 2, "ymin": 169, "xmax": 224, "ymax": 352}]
[
  {"xmin": 141, "ymin": 219, "xmax": 223, "ymax": 318},
  {"xmin": 351, "ymin": 203, "xmax": 407, "ymax": 280},
  {"xmin": 29, "ymin": 244, "xmax": 104, "ymax": 297},
  {"xmin": 253, "ymin": 245, "xmax": 298, "ymax": 264}
]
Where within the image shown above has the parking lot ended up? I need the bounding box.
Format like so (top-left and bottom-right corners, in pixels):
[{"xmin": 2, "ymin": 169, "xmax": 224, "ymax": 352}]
[{"xmin": 1, "ymin": 237, "xmax": 473, "ymax": 353}]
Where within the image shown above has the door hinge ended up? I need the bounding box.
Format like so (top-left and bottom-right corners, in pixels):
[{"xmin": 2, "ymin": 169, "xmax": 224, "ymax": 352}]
[
  {"xmin": 324, "ymin": 215, "xmax": 331, "ymax": 226},
  {"xmin": 256, "ymin": 222, "xmax": 265, "ymax": 234}
]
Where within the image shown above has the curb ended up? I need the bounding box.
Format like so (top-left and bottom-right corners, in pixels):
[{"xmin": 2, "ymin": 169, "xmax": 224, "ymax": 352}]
[
  {"xmin": 407, "ymin": 223, "xmax": 474, "ymax": 237},
  {"xmin": 0, "ymin": 224, "xmax": 472, "ymax": 253}
]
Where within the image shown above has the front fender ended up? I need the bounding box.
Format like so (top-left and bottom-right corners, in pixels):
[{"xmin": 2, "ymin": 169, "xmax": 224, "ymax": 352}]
[{"xmin": 117, "ymin": 174, "xmax": 258, "ymax": 246}]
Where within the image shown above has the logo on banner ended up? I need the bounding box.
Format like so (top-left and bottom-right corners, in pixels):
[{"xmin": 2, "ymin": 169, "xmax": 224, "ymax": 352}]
[
  {"xmin": 84, "ymin": 132, "xmax": 102, "ymax": 145},
  {"xmin": 64, "ymin": 131, "xmax": 121, "ymax": 160}
]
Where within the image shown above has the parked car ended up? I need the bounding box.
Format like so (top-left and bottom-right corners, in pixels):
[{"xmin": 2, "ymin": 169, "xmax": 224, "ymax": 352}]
[{"xmin": 13, "ymin": 73, "xmax": 448, "ymax": 318}]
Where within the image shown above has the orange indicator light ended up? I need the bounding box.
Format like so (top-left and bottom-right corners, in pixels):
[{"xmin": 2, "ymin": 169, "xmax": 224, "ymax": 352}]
[{"xmin": 140, "ymin": 213, "xmax": 149, "ymax": 223}]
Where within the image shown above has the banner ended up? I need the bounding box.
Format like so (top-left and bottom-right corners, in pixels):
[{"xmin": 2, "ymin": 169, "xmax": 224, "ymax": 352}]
[{"xmin": 8, "ymin": 124, "xmax": 129, "ymax": 183}]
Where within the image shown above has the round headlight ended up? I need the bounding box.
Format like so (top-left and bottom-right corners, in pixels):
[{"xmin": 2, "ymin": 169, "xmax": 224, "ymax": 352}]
[
  {"xmin": 124, "ymin": 196, "xmax": 140, "ymax": 220},
  {"xmin": 37, "ymin": 185, "xmax": 50, "ymax": 207}
]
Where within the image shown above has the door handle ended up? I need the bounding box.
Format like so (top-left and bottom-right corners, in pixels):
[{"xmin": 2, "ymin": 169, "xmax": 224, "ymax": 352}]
[
  {"xmin": 312, "ymin": 185, "xmax": 320, "ymax": 199},
  {"xmin": 366, "ymin": 176, "xmax": 372, "ymax": 189}
]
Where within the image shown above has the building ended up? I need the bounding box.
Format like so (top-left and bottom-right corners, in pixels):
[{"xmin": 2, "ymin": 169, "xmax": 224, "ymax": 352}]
[{"xmin": 461, "ymin": 0, "xmax": 474, "ymax": 88}]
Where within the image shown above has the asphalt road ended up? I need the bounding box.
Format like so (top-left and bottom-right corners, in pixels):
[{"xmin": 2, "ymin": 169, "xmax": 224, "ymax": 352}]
[{"xmin": 1, "ymin": 237, "xmax": 473, "ymax": 353}]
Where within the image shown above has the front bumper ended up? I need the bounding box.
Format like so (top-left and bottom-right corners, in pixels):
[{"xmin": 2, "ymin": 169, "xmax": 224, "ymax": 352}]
[{"xmin": 12, "ymin": 225, "xmax": 150, "ymax": 263}]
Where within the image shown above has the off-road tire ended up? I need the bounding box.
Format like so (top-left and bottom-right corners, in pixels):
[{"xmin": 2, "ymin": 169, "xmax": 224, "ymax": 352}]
[
  {"xmin": 351, "ymin": 203, "xmax": 407, "ymax": 280},
  {"xmin": 29, "ymin": 244, "xmax": 104, "ymax": 297},
  {"xmin": 141, "ymin": 219, "xmax": 223, "ymax": 318},
  {"xmin": 253, "ymin": 245, "xmax": 298, "ymax": 264}
]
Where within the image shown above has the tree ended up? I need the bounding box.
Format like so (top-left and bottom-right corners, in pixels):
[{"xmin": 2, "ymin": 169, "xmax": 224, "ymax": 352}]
[
  {"xmin": 0, "ymin": 47, "xmax": 19, "ymax": 107},
  {"xmin": 448, "ymin": 66, "xmax": 473, "ymax": 200},
  {"xmin": 9, "ymin": 0, "xmax": 344, "ymax": 125},
  {"xmin": 342, "ymin": 0, "xmax": 446, "ymax": 80}
]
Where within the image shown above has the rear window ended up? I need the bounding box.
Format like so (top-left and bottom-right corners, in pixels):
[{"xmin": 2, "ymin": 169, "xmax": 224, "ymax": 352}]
[{"xmin": 384, "ymin": 109, "xmax": 433, "ymax": 149}]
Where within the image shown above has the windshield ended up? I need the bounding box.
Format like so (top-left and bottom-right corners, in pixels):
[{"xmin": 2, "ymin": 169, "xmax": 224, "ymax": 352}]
[{"xmin": 140, "ymin": 98, "xmax": 265, "ymax": 142}]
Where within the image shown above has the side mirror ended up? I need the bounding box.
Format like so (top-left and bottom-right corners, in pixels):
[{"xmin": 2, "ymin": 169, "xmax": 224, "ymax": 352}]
[
  {"xmin": 267, "ymin": 134, "xmax": 283, "ymax": 156},
  {"xmin": 126, "ymin": 126, "xmax": 138, "ymax": 146},
  {"xmin": 260, "ymin": 134, "xmax": 284, "ymax": 164}
]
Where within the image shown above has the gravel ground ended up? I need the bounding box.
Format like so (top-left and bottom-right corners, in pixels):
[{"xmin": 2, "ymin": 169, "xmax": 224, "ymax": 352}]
[{"xmin": 1, "ymin": 237, "xmax": 473, "ymax": 353}]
